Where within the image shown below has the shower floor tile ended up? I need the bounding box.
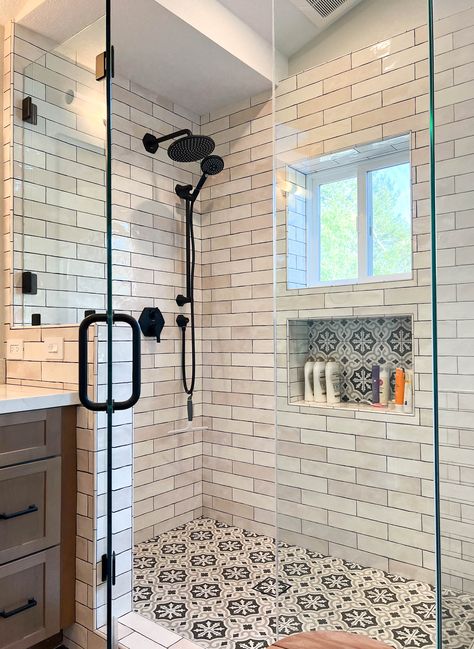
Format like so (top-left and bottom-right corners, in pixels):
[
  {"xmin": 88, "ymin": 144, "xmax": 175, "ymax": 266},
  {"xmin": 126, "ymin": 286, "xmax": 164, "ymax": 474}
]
[{"xmin": 133, "ymin": 518, "xmax": 472, "ymax": 649}]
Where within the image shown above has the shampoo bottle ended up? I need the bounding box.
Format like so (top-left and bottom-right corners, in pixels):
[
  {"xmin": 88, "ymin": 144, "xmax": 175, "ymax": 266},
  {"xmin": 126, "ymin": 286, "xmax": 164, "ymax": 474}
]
[
  {"xmin": 313, "ymin": 358, "xmax": 327, "ymax": 403},
  {"xmin": 304, "ymin": 359, "xmax": 315, "ymax": 401},
  {"xmin": 326, "ymin": 359, "xmax": 341, "ymax": 404},
  {"xmin": 404, "ymin": 369, "xmax": 413, "ymax": 413},
  {"xmin": 380, "ymin": 365, "xmax": 390, "ymax": 406}
]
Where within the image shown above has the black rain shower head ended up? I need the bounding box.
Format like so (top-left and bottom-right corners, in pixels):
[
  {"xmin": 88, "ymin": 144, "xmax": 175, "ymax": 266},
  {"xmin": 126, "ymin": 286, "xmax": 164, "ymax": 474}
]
[
  {"xmin": 142, "ymin": 129, "xmax": 215, "ymax": 162},
  {"xmin": 168, "ymin": 134, "xmax": 215, "ymax": 163}
]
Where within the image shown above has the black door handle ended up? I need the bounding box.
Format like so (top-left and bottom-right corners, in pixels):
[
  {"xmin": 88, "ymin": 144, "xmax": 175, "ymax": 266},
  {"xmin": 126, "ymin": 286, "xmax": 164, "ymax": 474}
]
[
  {"xmin": 78, "ymin": 313, "xmax": 108, "ymax": 411},
  {"xmin": 0, "ymin": 598, "xmax": 37, "ymax": 618},
  {"xmin": 78, "ymin": 313, "xmax": 141, "ymax": 412},
  {"xmin": 0, "ymin": 504, "xmax": 38, "ymax": 520},
  {"xmin": 113, "ymin": 314, "xmax": 141, "ymax": 411}
]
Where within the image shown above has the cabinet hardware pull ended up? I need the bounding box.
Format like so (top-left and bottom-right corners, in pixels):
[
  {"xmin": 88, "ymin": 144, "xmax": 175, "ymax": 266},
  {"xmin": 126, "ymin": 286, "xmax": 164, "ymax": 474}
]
[
  {"xmin": 0, "ymin": 597, "xmax": 37, "ymax": 618},
  {"xmin": 0, "ymin": 504, "xmax": 38, "ymax": 520}
]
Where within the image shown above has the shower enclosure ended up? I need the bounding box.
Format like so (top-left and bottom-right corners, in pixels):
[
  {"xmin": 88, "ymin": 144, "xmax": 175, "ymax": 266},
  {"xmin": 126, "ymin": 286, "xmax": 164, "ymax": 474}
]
[{"xmin": 5, "ymin": 1, "xmax": 474, "ymax": 649}]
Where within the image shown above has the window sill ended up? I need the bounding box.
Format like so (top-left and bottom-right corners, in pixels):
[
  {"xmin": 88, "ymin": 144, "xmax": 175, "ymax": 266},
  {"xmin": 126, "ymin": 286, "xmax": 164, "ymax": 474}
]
[{"xmin": 300, "ymin": 272, "xmax": 413, "ymax": 290}]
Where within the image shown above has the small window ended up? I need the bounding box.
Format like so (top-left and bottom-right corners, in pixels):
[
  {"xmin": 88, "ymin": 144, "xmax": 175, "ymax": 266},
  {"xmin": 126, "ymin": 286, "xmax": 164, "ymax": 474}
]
[
  {"xmin": 286, "ymin": 134, "xmax": 412, "ymax": 289},
  {"xmin": 367, "ymin": 163, "xmax": 411, "ymax": 277}
]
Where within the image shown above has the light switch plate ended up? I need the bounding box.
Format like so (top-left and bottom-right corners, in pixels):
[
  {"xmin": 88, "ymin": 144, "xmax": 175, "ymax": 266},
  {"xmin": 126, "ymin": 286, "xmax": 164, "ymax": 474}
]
[
  {"xmin": 7, "ymin": 340, "xmax": 24, "ymax": 359},
  {"xmin": 44, "ymin": 337, "xmax": 64, "ymax": 360}
]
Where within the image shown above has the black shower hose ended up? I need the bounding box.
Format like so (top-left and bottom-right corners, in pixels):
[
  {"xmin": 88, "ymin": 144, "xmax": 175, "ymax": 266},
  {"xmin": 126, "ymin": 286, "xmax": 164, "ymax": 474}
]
[{"xmin": 181, "ymin": 198, "xmax": 196, "ymax": 396}]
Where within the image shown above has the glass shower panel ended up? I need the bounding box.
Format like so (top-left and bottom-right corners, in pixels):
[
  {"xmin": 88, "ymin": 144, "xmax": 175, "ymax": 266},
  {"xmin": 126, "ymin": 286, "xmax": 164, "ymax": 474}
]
[
  {"xmin": 12, "ymin": 16, "xmax": 107, "ymax": 327},
  {"xmin": 8, "ymin": 4, "xmax": 122, "ymax": 648},
  {"xmin": 273, "ymin": 0, "xmax": 436, "ymax": 644},
  {"xmin": 111, "ymin": 1, "xmax": 276, "ymax": 646},
  {"xmin": 431, "ymin": 2, "xmax": 474, "ymax": 648}
]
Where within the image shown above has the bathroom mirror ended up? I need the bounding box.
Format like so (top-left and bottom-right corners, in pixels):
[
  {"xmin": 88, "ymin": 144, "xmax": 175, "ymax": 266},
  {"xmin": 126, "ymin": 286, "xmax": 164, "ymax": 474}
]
[
  {"xmin": 281, "ymin": 132, "xmax": 413, "ymax": 290},
  {"xmin": 11, "ymin": 23, "xmax": 106, "ymax": 327}
]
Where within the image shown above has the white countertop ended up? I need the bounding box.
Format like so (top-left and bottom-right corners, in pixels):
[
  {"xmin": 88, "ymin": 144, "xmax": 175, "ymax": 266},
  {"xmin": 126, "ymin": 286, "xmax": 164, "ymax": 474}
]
[{"xmin": 0, "ymin": 384, "xmax": 80, "ymax": 414}]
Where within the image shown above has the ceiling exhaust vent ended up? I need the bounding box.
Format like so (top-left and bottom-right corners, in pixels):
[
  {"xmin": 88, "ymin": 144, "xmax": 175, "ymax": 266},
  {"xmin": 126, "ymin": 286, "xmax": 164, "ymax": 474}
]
[
  {"xmin": 289, "ymin": 0, "xmax": 361, "ymax": 30},
  {"xmin": 306, "ymin": 0, "xmax": 348, "ymax": 18}
]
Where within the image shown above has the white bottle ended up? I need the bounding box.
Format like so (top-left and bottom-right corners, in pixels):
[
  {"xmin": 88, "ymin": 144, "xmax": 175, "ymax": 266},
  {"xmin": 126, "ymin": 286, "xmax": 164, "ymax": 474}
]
[
  {"xmin": 404, "ymin": 369, "xmax": 413, "ymax": 413},
  {"xmin": 325, "ymin": 359, "xmax": 341, "ymax": 404},
  {"xmin": 380, "ymin": 365, "xmax": 390, "ymax": 406},
  {"xmin": 304, "ymin": 359, "xmax": 315, "ymax": 402},
  {"xmin": 313, "ymin": 358, "xmax": 327, "ymax": 403}
]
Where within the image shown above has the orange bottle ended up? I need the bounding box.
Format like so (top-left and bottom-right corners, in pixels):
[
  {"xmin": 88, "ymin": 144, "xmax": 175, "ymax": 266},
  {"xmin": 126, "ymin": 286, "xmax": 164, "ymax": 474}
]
[{"xmin": 395, "ymin": 368, "xmax": 405, "ymax": 408}]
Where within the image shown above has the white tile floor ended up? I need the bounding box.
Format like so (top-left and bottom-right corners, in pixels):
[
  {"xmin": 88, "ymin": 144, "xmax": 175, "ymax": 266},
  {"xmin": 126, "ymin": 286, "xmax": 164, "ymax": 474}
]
[{"xmin": 97, "ymin": 611, "xmax": 201, "ymax": 649}]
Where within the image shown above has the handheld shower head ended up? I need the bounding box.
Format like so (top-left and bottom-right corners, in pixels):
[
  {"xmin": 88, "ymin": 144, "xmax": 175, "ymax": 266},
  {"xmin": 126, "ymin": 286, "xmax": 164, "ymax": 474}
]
[
  {"xmin": 200, "ymin": 154, "xmax": 225, "ymax": 176},
  {"xmin": 175, "ymin": 155, "xmax": 225, "ymax": 202},
  {"xmin": 190, "ymin": 155, "xmax": 225, "ymax": 200}
]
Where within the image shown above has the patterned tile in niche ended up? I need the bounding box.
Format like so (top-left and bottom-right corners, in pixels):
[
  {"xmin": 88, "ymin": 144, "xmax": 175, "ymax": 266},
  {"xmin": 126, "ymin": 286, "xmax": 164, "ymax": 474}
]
[
  {"xmin": 308, "ymin": 316, "xmax": 412, "ymax": 402},
  {"xmin": 133, "ymin": 518, "xmax": 473, "ymax": 649}
]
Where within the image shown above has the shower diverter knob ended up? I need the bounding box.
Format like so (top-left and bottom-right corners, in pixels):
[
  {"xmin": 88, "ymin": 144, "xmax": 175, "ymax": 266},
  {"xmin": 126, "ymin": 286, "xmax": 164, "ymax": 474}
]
[{"xmin": 138, "ymin": 307, "xmax": 165, "ymax": 342}]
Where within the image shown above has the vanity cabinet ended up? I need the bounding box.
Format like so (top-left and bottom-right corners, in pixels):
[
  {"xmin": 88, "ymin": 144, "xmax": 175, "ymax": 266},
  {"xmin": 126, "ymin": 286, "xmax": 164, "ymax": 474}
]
[{"xmin": 0, "ymin": 407, "xmax": 76, "ymax": 649}]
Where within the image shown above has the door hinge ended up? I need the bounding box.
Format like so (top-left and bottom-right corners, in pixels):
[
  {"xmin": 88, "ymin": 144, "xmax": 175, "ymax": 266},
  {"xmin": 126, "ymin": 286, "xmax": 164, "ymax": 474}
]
[
  {"xmin": 22, "ymin": 96, "xmax": 37, "ymax": 124},
  {"xmin": 96, "ymin": 47, "xmax": 114, "ymax": 81},
  {"xmin": 101, "ymin": 551, "xmax": 116, "ymax": 585}
]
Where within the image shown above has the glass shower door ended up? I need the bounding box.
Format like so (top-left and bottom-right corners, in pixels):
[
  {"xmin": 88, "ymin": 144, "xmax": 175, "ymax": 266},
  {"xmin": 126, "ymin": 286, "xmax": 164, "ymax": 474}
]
[
  {"xmin": 431, "ymin": 2, "xmax": 474, "ymax": 648},
  {"xmin": 9, "ymin": 3, "xmax": 140, "ymax": 648},
  {"xmin": 78, "ymin": 3, "xmax": 142, "ymax": 647}
]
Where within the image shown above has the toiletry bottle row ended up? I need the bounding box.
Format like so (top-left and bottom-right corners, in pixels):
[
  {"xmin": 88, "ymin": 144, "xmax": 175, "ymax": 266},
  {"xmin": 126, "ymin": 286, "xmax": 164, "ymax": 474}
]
[
  {"xmin": 371, "ymin": 364, "xmax": 413, "ymax": 413},
  {"xmin": 304, "ymin": 358, "xmax": 341, "ymax": 405}
]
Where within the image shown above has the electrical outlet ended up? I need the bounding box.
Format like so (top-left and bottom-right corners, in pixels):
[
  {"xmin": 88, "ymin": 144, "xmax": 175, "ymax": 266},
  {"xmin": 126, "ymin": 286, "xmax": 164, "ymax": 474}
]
[
  {"xmin": 7, "ymin": 340, "xmax": 24, "ymax": 359},
  {"xmin": 44, "ymin": 337, "xmax": 64, "ymax": 360}
]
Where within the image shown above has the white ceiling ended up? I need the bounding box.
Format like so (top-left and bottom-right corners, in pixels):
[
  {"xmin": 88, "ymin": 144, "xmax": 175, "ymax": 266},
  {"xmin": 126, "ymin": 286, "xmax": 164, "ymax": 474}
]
[
  {"xmin": 12, "ymin": 0, "xmax": 362, "ymax": 115},
  {"xmin": 219, "ymin": 0, "xmax": 320, "ymax": 57},
  {"xmin": 111, "ymin": 0, "xmax": 273, "ymax": 114},
  {"xmin": 0, "ymin": 0, "xmax": 30, "ymax": 23},
  {"xmin": 3, "ymin": 0, "xmax": 101, "ymax": 33}
]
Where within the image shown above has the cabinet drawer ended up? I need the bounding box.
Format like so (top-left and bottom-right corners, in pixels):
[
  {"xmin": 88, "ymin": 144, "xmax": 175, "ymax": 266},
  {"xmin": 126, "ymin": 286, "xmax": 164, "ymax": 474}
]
[
  {"xmin": 0, "ymin": 546, "xmax": 60, "ymax": 649},
  {"xmin": 0, "ymin": 409, "xmax": 61, "ymax": 468},
  {"xmin": 0, "ymin": 458, "xmax": 61, "ymax": 564}
]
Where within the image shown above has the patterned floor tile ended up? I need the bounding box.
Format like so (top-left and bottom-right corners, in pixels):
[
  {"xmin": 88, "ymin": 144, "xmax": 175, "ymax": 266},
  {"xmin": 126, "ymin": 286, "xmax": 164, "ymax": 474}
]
[{"xmin": 133, "ymin": 518, "xmax": 474, "ymax": 649}]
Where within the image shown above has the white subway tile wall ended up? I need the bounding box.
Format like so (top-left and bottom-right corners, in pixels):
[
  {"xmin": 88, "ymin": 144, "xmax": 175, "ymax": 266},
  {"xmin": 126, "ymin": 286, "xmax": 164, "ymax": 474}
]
[
  {"xmin": 110, "ymin": 77, "xmax": 204, "ymax": 545},
  {"xmin": 200, "ymin": 10, "xmax": 473, "ymax": 590},
  {"xmin": 433, "ymin": 8, "xmax": 474, "ymax": 595},
  {"xmin": 275, "ymin": 27, "xmax": 432, "ymax": 579}
]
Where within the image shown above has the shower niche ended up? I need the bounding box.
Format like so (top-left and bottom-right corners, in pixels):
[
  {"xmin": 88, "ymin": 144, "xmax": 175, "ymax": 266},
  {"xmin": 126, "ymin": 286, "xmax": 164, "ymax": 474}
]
[{"xmin": 287, "ymin": 314, "xmax": 414, "ymax": 414}]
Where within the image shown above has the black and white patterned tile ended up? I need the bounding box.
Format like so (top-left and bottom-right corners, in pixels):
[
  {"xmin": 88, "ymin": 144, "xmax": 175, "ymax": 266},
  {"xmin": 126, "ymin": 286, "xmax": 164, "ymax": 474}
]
[
  {"xmin": 307, "ymin": 316, "xmax": 412, "ymax": 402},
  {"xmin": 133, "ymin": 518, "xmax": 473, "ymax": 649}
]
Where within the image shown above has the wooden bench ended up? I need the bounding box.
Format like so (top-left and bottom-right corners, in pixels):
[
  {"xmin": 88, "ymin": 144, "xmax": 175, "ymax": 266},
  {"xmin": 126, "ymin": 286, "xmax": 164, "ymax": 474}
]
[{"xmin": 269, "ymin": 631, "xmax": 391, "ymax": 649}]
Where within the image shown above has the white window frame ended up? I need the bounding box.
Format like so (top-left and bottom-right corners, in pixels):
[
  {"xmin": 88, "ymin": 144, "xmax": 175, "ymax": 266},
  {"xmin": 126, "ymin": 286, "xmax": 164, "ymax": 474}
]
[{"xmin": 306, "ymin": 151, "xmax": 412, "ymax": 288}]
